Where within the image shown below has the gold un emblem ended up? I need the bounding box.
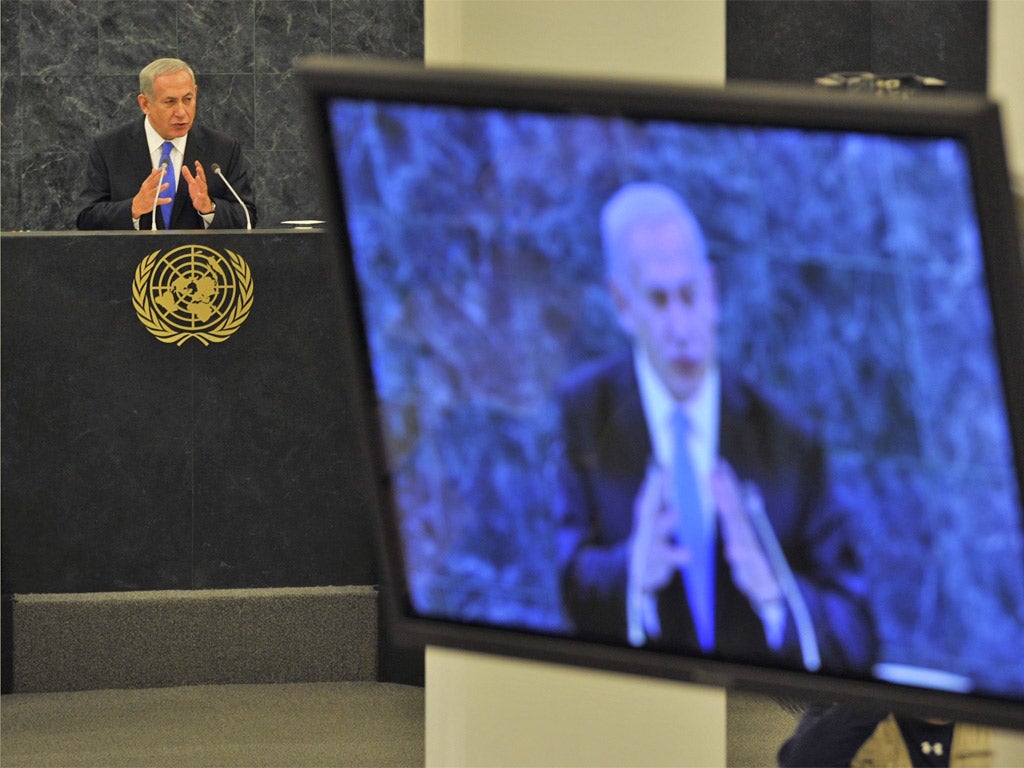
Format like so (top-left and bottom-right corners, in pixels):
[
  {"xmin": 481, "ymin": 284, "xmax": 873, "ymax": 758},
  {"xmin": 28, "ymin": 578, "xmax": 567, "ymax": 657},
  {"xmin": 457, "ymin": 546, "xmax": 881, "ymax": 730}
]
[{"xmin": 133, "ymin": 244, "xmax": 254, "ymax": 346}]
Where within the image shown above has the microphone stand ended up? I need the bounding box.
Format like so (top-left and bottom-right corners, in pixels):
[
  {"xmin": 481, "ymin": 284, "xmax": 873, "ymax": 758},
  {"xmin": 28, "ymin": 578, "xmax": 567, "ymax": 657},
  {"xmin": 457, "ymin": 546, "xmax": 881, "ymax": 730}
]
[
  {"xmin": 742, "ymin": 482, "xmax": 822, "ymax": 672},
  {"xmin": 151, "ymin": 158, "xmax": 169, "ymax": 231},
  {"xmin": 211, "ymin": 163, "xmax": 252, "ymax": 230}
]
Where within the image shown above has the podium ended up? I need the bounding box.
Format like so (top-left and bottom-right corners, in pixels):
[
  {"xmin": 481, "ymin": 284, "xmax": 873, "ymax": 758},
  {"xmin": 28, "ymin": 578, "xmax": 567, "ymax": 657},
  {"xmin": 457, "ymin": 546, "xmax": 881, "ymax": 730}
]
[{"xmin": 1, "ymin": 230, "xmax": 378, "ymax": 595}]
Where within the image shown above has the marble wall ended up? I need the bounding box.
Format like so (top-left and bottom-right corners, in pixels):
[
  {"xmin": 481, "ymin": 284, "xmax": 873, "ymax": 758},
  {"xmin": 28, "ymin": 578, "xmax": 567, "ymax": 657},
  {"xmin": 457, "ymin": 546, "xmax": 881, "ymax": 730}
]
[{"xmin": 0, "ymin": 0, "xmax": 424, "ymax": 232}]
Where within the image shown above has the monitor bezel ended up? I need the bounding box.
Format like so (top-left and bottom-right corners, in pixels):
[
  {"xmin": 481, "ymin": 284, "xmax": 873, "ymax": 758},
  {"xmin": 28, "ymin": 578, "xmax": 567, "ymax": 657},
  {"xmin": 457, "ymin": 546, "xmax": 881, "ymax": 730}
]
[{"xmin": 298, "ymin": 56, "xmax": 1024, "ymax": 730}]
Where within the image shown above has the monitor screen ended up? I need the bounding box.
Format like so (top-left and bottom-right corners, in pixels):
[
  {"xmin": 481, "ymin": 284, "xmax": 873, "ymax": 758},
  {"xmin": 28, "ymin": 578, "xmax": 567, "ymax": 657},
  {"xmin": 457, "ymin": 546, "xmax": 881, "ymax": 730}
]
[{"xmin": 299, "ymin": 57, "xmax": 1024, "ymax": 729}]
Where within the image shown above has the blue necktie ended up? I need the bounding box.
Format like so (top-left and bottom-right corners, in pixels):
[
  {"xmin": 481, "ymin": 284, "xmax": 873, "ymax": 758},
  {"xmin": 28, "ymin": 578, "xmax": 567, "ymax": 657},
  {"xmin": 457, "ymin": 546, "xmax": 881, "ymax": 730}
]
[
  {"xmin": 159, "ymin": 141, "xmax": 176, "ymax": 229},
  {"xmin": 673, "ymin": 408, "xmax": 715, "ymax": 651}
]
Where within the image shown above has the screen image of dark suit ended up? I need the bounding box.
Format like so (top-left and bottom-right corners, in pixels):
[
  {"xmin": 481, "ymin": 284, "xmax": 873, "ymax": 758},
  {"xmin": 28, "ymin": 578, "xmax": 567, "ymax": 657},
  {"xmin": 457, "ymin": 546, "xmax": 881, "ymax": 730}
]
[
  {"xmin": 555, "ymin": 354, "xmax": 876, "ymax": 673},
  {"xmin": 76, "ymin": 119, "xmax": 257, "ymax": 231}
]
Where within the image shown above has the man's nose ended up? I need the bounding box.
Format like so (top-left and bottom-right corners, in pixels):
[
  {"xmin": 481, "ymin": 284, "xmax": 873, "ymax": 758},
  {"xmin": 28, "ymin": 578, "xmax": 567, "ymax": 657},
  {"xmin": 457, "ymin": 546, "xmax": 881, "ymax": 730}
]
[{"xmin": 665, "ymin": 300, "xmax": 695, "ymax": 336}]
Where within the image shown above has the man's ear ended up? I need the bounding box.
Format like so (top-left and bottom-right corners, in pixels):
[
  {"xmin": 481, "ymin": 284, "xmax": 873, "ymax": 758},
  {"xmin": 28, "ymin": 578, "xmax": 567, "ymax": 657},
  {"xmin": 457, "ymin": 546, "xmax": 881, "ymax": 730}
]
[
  {"xmin": 137, "ymin": 93, "xmax": 149, "ymax": 114},
  {"xmin": 706, "ymin": 261, "xmax": 722, "ymax": 325},
  {"xmin": 609, "ymin": 278, "xmax": 636, "ymax": 335}
]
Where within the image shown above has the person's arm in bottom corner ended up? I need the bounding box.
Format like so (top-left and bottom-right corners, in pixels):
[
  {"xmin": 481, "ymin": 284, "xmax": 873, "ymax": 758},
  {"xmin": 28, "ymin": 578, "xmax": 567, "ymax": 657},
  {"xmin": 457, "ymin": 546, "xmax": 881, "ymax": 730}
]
[{"xmin": 777, "ymin": 704, "xmax": 888, "ymax": 767}]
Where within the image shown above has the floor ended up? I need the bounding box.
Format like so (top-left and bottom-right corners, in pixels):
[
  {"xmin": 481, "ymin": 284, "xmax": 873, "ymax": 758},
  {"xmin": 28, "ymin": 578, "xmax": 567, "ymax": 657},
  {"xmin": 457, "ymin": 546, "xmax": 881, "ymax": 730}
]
[
  {"xmin": 1, "ymin": 682, "xmax": 425, "ymax": 768},
  {"xmin": 1, "ymin": 682, "xmax": 804, "ymax": 767}
]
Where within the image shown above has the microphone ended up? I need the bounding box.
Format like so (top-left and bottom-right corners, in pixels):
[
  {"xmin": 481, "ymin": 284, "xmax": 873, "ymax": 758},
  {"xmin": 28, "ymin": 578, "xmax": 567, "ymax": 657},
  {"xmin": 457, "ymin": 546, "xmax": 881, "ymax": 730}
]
[
  {"xmin": 151, "ymin": 158, "xmax": 169, "ymax": 231},
  {"xmin": 741, "ymin": 482, "xmax": 822, "ymax": 672},
  {"xmin": 211, "ymin": 163, "xmax": 252, "ymax": 230}
]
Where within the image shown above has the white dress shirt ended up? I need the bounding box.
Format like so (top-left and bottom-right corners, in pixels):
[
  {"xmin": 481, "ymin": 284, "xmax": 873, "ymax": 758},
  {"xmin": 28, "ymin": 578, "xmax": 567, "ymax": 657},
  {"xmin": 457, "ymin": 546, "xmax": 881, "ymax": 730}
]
[
  {"xmin": 625, "ymin": 349, "xmax": 788, "ymax": 651},
  {"xmin": 134, "ymin": 119, "xmax": 213, "ymax": 229}
]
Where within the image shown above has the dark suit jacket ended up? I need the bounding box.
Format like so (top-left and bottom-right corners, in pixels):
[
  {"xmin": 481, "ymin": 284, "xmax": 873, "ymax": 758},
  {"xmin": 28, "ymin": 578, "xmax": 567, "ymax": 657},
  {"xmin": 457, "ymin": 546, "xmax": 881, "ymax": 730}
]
[
  {"xmin": 76, "ymin": 119, "xmax": 257, "ymax": 231},
  {"xmin": 555, "ymin": 354, "xmax": 875, "ymax": 672}
]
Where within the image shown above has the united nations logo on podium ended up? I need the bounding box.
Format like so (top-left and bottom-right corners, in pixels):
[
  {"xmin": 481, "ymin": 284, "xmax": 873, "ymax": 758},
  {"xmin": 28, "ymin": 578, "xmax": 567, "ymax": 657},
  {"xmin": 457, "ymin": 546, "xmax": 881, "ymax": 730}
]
[{"xmin": 133, "ymin": 244, "xmax": 254, "ymax": 346}]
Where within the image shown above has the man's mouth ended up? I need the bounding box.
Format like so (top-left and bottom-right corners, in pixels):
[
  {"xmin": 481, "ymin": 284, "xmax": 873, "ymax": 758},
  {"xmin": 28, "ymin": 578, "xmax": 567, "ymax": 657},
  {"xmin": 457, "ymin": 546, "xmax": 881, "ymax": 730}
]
[{"xmin": 670, "ymin": 358, "xmax": 701, "ymax": 377}]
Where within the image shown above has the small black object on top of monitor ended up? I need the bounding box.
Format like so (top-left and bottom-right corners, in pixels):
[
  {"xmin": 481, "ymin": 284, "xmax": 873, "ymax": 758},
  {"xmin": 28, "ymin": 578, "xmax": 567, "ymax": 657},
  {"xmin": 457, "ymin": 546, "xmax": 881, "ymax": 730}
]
[{"xmin": 298, "ymin": 56, "xmax": 1024, "ymax": 730}]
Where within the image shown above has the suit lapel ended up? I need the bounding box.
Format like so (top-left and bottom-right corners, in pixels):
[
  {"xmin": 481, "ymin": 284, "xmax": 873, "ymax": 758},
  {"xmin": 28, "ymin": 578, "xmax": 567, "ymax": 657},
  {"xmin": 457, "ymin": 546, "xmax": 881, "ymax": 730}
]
[
  {"xmin": 181, "ymin": 126, "xmax": 201, "ymax": 183},
  {"xmin": 607, "ymin": 359, "xmax": 651, "ymax": 470},
  {"xmin": 132, "ymin": 119, "xmax": 154, "ymax": 182}
]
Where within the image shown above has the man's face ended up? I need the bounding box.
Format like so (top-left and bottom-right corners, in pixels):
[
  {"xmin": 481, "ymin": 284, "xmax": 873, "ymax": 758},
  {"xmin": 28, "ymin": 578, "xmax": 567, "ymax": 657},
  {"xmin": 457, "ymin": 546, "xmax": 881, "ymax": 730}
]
[
  {"xmin": 611, "ymin": 218, "xmax": 719, "ymax": 402},
  {"xmin": 138, "ymin": 69, "xmax": 197, "ymax": 140}
]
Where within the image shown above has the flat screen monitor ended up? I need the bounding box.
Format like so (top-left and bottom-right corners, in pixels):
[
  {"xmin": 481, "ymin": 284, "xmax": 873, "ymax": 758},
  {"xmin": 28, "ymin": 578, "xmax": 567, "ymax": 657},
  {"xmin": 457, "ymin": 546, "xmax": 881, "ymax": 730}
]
[{"xmin": 298, "ymin": 56, "xmax": 1024, "ymax": 729}]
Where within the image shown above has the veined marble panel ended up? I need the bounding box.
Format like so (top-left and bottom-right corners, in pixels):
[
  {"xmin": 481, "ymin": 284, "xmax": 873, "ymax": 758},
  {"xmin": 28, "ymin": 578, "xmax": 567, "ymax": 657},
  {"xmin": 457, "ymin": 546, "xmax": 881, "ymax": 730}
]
[
  {"xmin": 0, "ymin": 0, "xmax": 424, "ymax": 232},
  {"xmin": 256, "ymin": 0, "xmax": 332, "ymax": 74}
]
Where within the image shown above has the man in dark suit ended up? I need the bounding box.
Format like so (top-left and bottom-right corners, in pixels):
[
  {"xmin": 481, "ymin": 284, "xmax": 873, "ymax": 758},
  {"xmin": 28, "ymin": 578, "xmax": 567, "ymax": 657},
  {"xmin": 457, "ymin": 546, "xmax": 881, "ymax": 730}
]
[
  {"xmin": 555, "ymin": 182, "xmax": 875, "ymax": 673},
  {"xmin": 76, "ymin": 58, "xmax": 256, "ymax": 231}
]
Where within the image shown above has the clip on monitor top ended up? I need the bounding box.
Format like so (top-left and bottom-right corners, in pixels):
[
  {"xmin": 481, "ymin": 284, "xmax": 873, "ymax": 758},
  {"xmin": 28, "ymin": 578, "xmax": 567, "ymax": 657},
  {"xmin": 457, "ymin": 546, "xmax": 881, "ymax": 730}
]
[{"xmin": 298, "ymin": 56, "xmax": 1024, "ymax": 729}]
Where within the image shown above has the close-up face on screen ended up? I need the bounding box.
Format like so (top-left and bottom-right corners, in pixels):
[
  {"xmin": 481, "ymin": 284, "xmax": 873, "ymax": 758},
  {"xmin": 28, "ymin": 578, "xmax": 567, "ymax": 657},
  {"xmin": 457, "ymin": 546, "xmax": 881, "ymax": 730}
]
[{"xmin": 327, "ymin": 96, "xmax": 1024, "ymax": 706}]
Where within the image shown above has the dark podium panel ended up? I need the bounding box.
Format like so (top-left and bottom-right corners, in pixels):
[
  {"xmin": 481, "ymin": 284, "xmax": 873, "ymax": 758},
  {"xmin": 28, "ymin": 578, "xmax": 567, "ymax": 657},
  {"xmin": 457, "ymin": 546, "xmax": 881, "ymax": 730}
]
[{"xmin": 1, "ymin": 230, "xmax": 378, "ymax": 594}]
